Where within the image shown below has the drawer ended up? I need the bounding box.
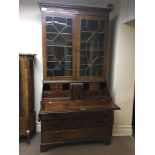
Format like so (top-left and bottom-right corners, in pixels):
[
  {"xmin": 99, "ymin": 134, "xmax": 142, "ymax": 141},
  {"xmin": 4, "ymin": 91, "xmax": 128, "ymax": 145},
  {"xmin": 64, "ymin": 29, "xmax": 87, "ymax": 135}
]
[
  {"xmin": 42, "ymin": 127, "xmax": 110, "ymax": 143},
  {"xmin": 41, "ymin": 117, "xmax": 111, "ymax": 131},
  {"xmin": 40, "ymin": 110, "xmax": 112, "ymax": 120}
]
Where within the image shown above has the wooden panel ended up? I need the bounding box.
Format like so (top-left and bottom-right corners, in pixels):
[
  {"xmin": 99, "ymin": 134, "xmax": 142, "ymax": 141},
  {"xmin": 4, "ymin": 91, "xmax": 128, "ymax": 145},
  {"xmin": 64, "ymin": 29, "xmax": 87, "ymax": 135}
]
[
  {"xmin": 39, "ymin": 2, "xmax": 112, "ymax": 15},
  {"xmin": 19, "ymin": 117, "xmax": 28, "ymax": 131},
  {"xmin": 28, "ymin": 60, "xmax": 35, "ymax": 115},
  {"xmin": 42, "ymin": 90, "xmax": 70, "ymax": 98},
  {"xmin": 19, "ymin": 60, "xmax": 22, "ymax": 117},
  {"xmin": 40, "ymin": 97, "xmax": 119, "ymax": 113},
  {"xmin": 42, "ymin": 117, "xmax": 111, "ymax": 131},
  {"xmin": 42, "ymin": 82, "xmax": 110, "ymax": 98},
  {"xmin": 42, "ymin": 127, "xmax": 110, "ymax": 143},
  {"xmin": 30, "ymin": 113, "xmax": 36, "ymax": 131},
  {"xmin": 40, "ymin": 110, "xmax": 112, "ymax": 120},
  {"xmin": 19, "ymin": 54, "xmax": 36, "ymax": 140}
]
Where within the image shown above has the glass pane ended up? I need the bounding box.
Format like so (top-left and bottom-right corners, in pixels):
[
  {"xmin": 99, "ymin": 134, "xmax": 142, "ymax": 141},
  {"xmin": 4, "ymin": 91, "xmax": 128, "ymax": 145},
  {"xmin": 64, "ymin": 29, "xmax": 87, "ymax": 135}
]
[
  {"xmin": 46, "ymin": 46, "xmax": 54, "ymax": 55},
  {"xmin": 81, "ymin": 19, "xmax": 86, "ymax": 27},
  {"xmin": 62, "ymin": 26, "xmax": 72, "ymax": 33},
  {"xmin": 65, "ymin": 47, "xmax": 72, "ymax": 55},
  {"xmin": 46, "ymin": 25, "xmax": 57, "ymax": 32},
  {"xmin": 87, "ymin": 36, "xmax": 98, "ymax": 51},
  {"xmin": 80, "ymin": 42, "xmax": 86, "ymax": 51},
  {"xmin": 100, "ymin": 20, "xmax": 105, "ymax": 32},
  {"xmin": 45, "ymin": 16, "xmax": 73, "ymax": 77},
  {"xmin": 80, "ymin": 19, "xmax": 105, "ymax": 76},
  {"xmin": 87, "ymin": 20, "xmax": 99, "ymax": 31},
  {"xmin": 47, "ymin": 62, "xmax": 56, "ymax": 69},
  {"xmin": 53, "ymin": 17, "xmax": 66, "ymax": 24},
  {"xmin": 47, "ymin": 55, "xmax": 57, "ymax": 61},
  {"xmin": 46, "ymin": 33, "xmax": 57, "ymax": 40},
  {"xmin": 97, "ymin": 33, "xmax": 104, "ymax": 40},
  {"xmin": 62, "ymin": 62, "xmax": 72, "ymax": 68},
  {"xmin": 53, "ymin": 17, "xmax": 66, "ymax": 31},
  {"xmin": 65, "ymin": 55, "xmax": 72, "ymax": 61},
  {"xmin": 47, "ymin": 70, "xmax": 54, "ymax": 76},
  {"xmin": 54, "ymin": 69, "xmax": 64, "ymax": 76},
  {"xmin": 81, "ymin": 32, "xmax": 92, "ymax": 42},
  {"xmin": 46, "ymin": 17, "xmax": 52, "ymax": 23},
  {"xmin": 53, "ymin": 47, "xmax": 64, "ymax": 60},
  {"xmin": 94, "ymin": 57, "xmax": 103, "ymax": 64},
  {"xmin": 53, "ymin": 35, "xmax": 66, "ymax": 46},
  {"xmin": 67, "ymin": 18, "xmax": 72, "ymax": 26},
  {"xmin": 80, "ymin": 56, "xmax": 87, "ymax": 64},
  {"xmin": 62, "ymin": 34, "xmax": 72, "ymax": 42}
]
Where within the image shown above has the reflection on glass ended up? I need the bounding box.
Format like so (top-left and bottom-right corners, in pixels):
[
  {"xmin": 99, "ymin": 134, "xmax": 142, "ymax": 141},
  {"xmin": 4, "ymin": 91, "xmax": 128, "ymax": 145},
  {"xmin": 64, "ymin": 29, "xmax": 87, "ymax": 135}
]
[
  {"xmin": 81, "ymin": 32, "xmax": 92, "ymax": 42},
  {"xmin": 62, "ymin": 26, "xmax": 72, "ymax": 33},
  {"xmin": 46, "ymin": 33, "xmax": 57, "ymax": 40},
  {"xmin": 46, "ymin": 25, "xmax": 57, "ymax": 32},
  {"xmin": 80, "ymin": 19, "xmax": 105, "ymax": 76},
  {"xmin": 46, "ymin": 16, "xmax": 73, "ymax": 76},
  {"xmin": 62, "ymin": 34, "xmax": 72, "ymax": 42}
]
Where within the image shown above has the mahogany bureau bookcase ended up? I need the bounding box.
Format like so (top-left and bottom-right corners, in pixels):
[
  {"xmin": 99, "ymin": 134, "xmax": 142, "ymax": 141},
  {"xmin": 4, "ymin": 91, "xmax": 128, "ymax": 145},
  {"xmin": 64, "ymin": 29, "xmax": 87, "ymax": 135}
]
[
  {"xmin": 19, "ymin": 54, "xmax": 36, "ymax": 143},
  {"xmin": 38, "ymin": 3, "xmax": 120, "ymax": 152}
]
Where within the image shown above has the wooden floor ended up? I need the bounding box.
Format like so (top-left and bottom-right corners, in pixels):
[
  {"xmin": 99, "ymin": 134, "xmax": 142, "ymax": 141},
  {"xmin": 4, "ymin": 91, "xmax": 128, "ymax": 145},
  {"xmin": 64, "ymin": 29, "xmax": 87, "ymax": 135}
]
[{"xmin": 19, "ymin": 133, "xmax": 135, "ymax": 155}]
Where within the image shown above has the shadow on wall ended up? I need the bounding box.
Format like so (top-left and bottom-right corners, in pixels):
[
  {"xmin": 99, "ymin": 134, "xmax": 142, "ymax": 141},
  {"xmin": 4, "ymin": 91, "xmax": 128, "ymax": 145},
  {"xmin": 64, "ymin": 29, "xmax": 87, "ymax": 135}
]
[{"xmin": 107, "ymin": 16, "xmax": 118, "ymax": 97}]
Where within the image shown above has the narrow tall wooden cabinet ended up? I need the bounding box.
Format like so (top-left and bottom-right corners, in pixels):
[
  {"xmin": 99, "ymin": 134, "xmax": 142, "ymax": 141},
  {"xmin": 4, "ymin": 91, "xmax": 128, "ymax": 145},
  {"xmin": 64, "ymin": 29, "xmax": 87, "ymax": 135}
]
[
  {"xmin": 39, "ymin": 3, "xmax": 120, "ymax": 152},
  {"xmin": 19, "ymin": 54, "xmax": 36, "ymax": 143}
]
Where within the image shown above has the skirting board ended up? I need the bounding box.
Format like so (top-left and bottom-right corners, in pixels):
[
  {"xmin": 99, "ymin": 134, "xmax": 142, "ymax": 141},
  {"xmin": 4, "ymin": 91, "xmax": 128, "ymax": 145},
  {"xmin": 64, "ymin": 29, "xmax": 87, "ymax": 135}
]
[
  {"xmin": 112, "ymin": 125, "xmax": 132, "ymax": 136},
  {"xmin": 36, "ymin": 122, "xmax": 132, "ymax": 136}
]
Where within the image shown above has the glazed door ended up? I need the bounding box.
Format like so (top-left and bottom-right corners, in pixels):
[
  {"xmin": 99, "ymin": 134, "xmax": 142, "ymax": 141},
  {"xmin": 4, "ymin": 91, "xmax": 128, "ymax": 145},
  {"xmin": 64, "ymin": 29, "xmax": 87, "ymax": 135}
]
[
  {"xmin": 76, "ymin": 15, "xmax": 108, "ymax": 81},
  {"xmin": 42, "ymin": 13, "xmax": 76, "ymax": 81},
  {"xmin": 42, "ymin": 13, "xmax": 109, "ymax": 82}
]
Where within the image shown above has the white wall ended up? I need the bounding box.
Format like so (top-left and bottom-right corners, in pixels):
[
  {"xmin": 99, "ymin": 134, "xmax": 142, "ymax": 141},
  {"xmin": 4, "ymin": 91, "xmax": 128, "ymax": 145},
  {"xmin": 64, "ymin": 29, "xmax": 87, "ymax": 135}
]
[
  {"xmin": 19, "ymin": 0, "xmax": 43, "ymax": 129},
  {"xmin": 38, "ymin": 0, "xmax": 118, "ymax": 8},
  {"xmin": 108, "ymin": 0, "xmax": 135, "ymax": 135},
  {"xmin": 123, "ymin": 0, "xmax": 135, "ymax": 23},
  {"xmin": 19, "ymin": 0, "xmax": 135, "ymax": 135}
]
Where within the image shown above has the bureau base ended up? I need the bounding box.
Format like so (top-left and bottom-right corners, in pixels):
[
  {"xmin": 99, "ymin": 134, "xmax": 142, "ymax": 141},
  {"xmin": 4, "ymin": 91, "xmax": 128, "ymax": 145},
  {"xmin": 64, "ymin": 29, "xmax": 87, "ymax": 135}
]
[{"xmin": 39, "ymin": 98, "xmax": 120, "ymax": 152}]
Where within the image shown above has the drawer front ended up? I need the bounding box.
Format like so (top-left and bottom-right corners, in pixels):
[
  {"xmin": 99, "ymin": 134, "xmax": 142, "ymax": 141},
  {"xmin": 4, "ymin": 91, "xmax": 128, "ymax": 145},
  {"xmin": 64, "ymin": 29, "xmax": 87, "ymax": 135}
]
[
  {"xmin": 42, "ymin": 117, "xmax": 111, "ymax": 131},
  {"xmin": 40, "ymin": 111, "xmax": 112, "ymax": 120},
  {"xmin": 42, "ymin": 127, "xmax": 110, "ymax": 143}
]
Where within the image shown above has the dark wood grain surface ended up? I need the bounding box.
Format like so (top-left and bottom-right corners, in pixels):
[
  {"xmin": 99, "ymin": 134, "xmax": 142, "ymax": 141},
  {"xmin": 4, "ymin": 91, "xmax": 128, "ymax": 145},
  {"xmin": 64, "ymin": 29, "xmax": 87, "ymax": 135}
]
[
  {"xmin": 40, "ymin": 96, "xmax": 119, "ymax": 113},
  {"xmin": 19, "ymin": 54, "xmax": 36, "ymax": 143}
]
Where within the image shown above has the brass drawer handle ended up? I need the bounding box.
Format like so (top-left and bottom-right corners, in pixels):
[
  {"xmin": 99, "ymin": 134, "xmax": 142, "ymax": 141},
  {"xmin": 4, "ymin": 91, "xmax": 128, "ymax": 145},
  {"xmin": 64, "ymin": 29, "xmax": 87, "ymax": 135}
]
[{"xmin": 79, "ymin": 107, "xmax": 86, "ymax": 111}]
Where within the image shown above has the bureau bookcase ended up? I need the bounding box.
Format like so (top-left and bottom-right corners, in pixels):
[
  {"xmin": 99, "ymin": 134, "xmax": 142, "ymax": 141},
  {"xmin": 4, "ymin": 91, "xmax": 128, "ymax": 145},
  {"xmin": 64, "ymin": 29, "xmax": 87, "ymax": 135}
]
[{"xmin": 39, "ymin": 3, "xmax": 120, "ymax": 152}]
